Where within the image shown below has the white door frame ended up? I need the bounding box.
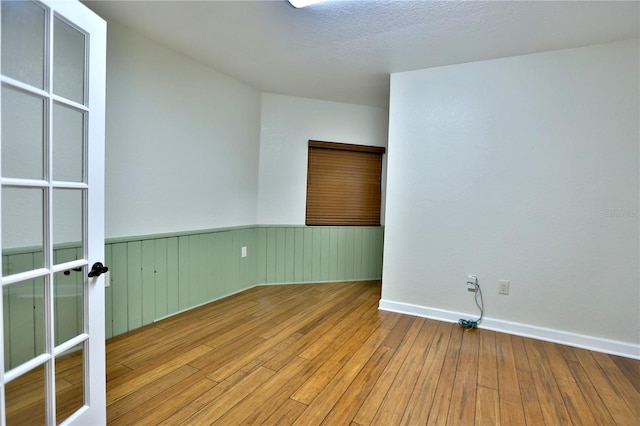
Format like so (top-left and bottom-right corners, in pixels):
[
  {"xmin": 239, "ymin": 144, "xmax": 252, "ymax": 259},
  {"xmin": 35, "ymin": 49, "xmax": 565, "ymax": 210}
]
[{"xmin": 0, "ymin": 0, "xmax": 106, "ymax": 424}]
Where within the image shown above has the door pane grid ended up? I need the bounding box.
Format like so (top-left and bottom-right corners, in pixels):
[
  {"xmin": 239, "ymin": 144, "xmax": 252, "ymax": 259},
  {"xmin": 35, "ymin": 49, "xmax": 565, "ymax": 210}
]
[
  {"xmin": 0, "ymin": 0, "xmax": 46, "ymax": 90},
  {"xmin": 0, "ymin": 76, "xmax": 49, "ymax": 99},
  {"xmin": 44, "ymin": 7, "xmax": 57, "ymax": 425},
  {"xmin": 1, "ymin": 1, "xmax": 102, "ymax": 423},
  {"xmin": 1, "ymin": 84, "xmax": 46, "ymax": 181},
  {"xmin": 1, "ymin": 1, "xmax": 88, "ymax": 423}
]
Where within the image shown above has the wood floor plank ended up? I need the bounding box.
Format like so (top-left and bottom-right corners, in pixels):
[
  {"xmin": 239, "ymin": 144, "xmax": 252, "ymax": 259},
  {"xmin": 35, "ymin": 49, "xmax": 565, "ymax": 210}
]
[
  {"xmin": 321, "ymin": 345, "xmax": 394, "ymax": 425},
  {"xmin": 292, "ymin": 325, "xmax": 393, "ymax": 425},
  {"xmin": 495, "ymin": 331, "xmax": 526, "ymax": 425},
  {"xmin": 157, "ymin": 362, "xmax": 264, "ymax": 425},
  {"xmin": 591, "ymin": 351, "xmax": 640, "ymax": 419},
  {"xmin": 263, "ymin": 295, "xmax": 378, "ymax": 371},
  {"xmin": 181, "ymin": 366, "xmax": 276, "ymax": 425},
  {"xmin": 106, "ymin": 361, "xmax": 133, "ymax": 383},
  {"xmin": 446, "ymin": 329, "xmax": 480, "ymax": 425},
  {"xmin": 295, "ymin": 283, "xmax": 375, "ymax": 336},
  {"xmin": 107, "ymin": 344, "xmax": 214, "ymax": 404},
  {"xmin": 562, "ymin": 349, "xmax": 616, "ymax": 425},
  {"xmin": 370, "ymin": 319, "xmax": 437, "ymax": 426},
  {"xmin": 204, "ymin": 333, "xmax": 290, "ymax": 382},
  {"xmin": 203, "ymin": 300, "xmax": 305, "ymax": 347},
  {"xmin": 77, "ymin": 281, "xmax": 640, "ymax": 426},
  {"xmin": 400, "ymin": 321, "xmax": 454, "ymax": 425},
  {"xmin": 510, "ymin": 335, "xmax": 532, "ymax": 372},
  {"xmin": 204, "ymin": 291, "xmax": 366, "ymax": 382},
  {"xmin": 380, "ymin": 314, "xmax": 416, "ymax": 349},
  {"xmin": 524, "ymin": 338, "xmax": 573, "ymax": 425},
  {"xmin": 262, "ymin": 398, "xmax": 308, "ymax": 426},
  {"xmin": 477, "ymin": 329, "xmax": 498, "ymax": 390},
  {"xmin": 543, "ymin": 340, "xmax": 578, "ymax": 384},
  {"xmin": 228, "ymin": 357, "xmax": 317, "ymax": 425},
  {"xmin": 556, "ymin": 376, "xmax": 601, "ymax": 426},
  {"xmin": 610, "ymin": 354, "xmax": 640, "ymax": 394},
  {"xmin": 286, "ymin": 298, "xmax": 378, "ymax": 363},
  {"xmin": 107, "ymin": 364, "xmax": 199, "ymax": 421},
  {"xmin": 188, "ymin": 334, "xmax": 267, "ymax": 374},
  {"xmin": 259, "ymin": 284, "xmax": 356, "ymax": 340},
  {"xmin": 573, "ymin": 349, "xmax": 639, "ymax": 425},
  {"xmin": 291, "ymin": 312, "xmax": 392, "ymax": 406},
  {"xmin": 516, "ymin": 368, "xmax": 546, "ymax": 425},
  {"xmin": 109, "ymin": 376, "xmax": 218, "ymax": 426},
  {"xmin": 214, "ymin": 356, "xmax": 312, "ymax": 425},
  {"xmin": 426, "ymin": 329, "xmax": 464, "ymax": 425},
  {"xmin": 476, "ymin": 386, "xmax": 500, "ymax": 426},
  {"xmin": 352, "ymin": 316, "xmax": 425, "ymax": 425}
]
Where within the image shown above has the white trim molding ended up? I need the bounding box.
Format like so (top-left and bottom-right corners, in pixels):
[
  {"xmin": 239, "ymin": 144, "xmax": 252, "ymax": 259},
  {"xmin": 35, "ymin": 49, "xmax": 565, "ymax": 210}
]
[{"xmin": 378, "ymin": 299, "xmax": 640, "ymax": 360}]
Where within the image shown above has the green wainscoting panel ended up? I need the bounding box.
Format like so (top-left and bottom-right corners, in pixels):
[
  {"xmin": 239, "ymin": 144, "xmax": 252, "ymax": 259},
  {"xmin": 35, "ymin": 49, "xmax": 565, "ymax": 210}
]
[
  {"xmin": 177, "ymin": 235, "xmax": 190, "ymax": 312},
  {"xmin": 254, "ymin": 226, "xmax": 384, "ymax": 285},
  {"xmin": 3, "ymin": 225, "xmax": 383, "ymax": 363},
  {"xmin": 303, "ymin": 228, "xmax": 313, "ymax": 282},
  {"xmin": 166, "ymin": 237, "xmax": 179, "ymax": 315},
  {"xmin": 103, "ymin": 227, "xmax": 264, "ymax": 337},
  {"xmin": 110, "ymin": 242, "xmax": 129, "ymax": 336},
  {"xmin": 141, "ymin": 240, "xmax": 156, "ymax": 326},
  {"xmin": 127, "ymin": 241, "xmax": 143, "ymax": 330},
  {"xmin": 2, "ymin": 251, "xmax": 45, "ymax": 371},
  {"xmin": 311, "ymin": 228, "xmax": 323, "ymax": 280},
  {"xmin": 293, "ymin": 228, "xmax": 304, "ymax": 283},
  {"xmin": 153, "ymin": 239, "xmax": 168, "ymax": 321},
  {"xmin": 54, "ymin": 248, "xmax": 83, "ymax": 346}
]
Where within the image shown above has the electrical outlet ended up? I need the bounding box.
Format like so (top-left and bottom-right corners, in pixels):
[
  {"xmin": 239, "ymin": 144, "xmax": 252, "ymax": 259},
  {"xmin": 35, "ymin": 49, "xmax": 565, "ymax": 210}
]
[
  {"xmin": 467, "ymin": 275, "xmax": 477, "ymax": 291},
  {"xmin": 498, "ymin": 279, "xmax": 509, "ymax": 295},
  {"xmin": 241, "ymin": 246, "xmax": 247, "ymax": 258}
]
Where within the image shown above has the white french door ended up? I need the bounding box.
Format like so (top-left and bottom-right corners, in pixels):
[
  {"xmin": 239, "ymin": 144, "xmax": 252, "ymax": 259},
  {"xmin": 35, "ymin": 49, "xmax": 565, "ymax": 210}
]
[{"xmin": 0, "ymin": 0, "xmax": 106, "ymax": 424}]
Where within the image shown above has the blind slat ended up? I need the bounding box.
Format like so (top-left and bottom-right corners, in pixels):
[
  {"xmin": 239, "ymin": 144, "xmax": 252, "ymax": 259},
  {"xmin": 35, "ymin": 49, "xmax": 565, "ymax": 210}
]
[{"xmin": 306, "ymin": 141, "xmax": 383, "ymax": 226}]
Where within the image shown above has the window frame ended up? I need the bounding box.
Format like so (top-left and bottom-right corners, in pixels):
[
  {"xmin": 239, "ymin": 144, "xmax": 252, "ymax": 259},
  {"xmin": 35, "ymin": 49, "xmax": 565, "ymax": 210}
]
[{"xmin": 305, "ymin": 140, "xmax": 385, "ymax": 226}]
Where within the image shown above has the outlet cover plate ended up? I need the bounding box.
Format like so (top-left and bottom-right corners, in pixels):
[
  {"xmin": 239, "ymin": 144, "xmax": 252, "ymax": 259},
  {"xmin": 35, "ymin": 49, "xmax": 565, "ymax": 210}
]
[{"xmin": 498, "ymin": 279, "xmax": 509, "ymax": 295}]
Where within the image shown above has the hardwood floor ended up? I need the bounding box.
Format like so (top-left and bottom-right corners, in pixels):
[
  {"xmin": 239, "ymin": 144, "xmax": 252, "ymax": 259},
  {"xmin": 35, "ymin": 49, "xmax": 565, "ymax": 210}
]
[{"xmin": 104, "ymin": 281, "xmax": 640, "ymax": 425}]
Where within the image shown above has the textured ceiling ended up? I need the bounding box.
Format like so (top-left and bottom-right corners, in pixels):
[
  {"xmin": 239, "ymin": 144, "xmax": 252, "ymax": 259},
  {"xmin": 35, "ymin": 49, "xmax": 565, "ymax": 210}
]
[{"xmin": 85, "ymin": 0, "xmax": 640, "ymax": 108}]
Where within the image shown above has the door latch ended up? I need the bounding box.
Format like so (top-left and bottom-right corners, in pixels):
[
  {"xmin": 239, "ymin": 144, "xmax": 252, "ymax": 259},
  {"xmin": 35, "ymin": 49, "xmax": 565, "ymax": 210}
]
[{"xmin": 88, "ymin": 262, "xmax": 109, "ymax": 278}]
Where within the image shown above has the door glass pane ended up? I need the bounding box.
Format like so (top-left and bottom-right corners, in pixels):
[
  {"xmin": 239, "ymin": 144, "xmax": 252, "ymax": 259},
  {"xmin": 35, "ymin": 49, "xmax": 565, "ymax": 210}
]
[
  {"xmin": 1, "ymin": 86, "xmax": 45, "ymax": 180},
  {"xmin": 1, "ymin": 0, "xmax": 46, "ymax": 89},
  {"xmin": 5, "ymin": 363, "xmax": 46, "ymax": 425},
  {"xmin": 54, "ymin": 268, "xmax": 83, "ymax": 346},
  {"xmin": 53, "ymin": 16, "xmax": 85, "ymax": 104},
  {"xmin": 56, "ymin": 344, "xmax": 85, "ymax": 423},
  {"xmin": 2, "ymin": 187, "xmax": 44, "ymax": 276},
  {"xmin": 53, "ymin": 189, "xmax": 83, "ymax": 262},
  {"xmin": 53, "ymin": 103, "xmax": 84, "ymax": 182},
  {"xmin": 3, "ymin": 278, "xmax": 45, "ymax": 371}
]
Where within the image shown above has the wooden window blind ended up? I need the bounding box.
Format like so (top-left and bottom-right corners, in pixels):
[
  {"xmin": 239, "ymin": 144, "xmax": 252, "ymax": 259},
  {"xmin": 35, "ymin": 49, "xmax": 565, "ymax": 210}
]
[{"xmin": 306, "ymin": 140, "xmax": 385, "ymax": 226}]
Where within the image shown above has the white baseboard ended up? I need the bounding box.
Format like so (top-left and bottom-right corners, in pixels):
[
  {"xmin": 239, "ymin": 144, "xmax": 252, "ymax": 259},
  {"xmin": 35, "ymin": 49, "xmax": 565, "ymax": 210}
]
[{"xmin": 378, "ymin": 299, "xmax": 640, "ymax": 360}]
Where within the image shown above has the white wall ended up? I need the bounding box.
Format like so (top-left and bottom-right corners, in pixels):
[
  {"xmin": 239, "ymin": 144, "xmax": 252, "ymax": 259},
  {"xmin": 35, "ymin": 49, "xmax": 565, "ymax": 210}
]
[
  {"xmin": 257, "ymin": 94, "xmax": 389, "ymax": 225},
  {"xmin": 105, "ymin": 21, "xmax": 261, "ymax": 238},
  {"xmin": 382, "ymin": 40, "xmax": 639, "ymax": 349}
]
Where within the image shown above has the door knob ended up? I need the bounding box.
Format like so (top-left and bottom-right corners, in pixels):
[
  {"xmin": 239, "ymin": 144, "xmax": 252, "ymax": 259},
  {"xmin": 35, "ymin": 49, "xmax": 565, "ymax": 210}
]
[{"xmin": 88, "ymin": 262, "xmax": 109, "ymax": 278}]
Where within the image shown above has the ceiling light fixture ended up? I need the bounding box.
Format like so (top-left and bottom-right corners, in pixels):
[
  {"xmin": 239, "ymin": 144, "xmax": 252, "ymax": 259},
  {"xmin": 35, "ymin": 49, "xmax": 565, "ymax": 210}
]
[{"xmin": 288, "ymin": 0, "xmax": 327, "ymax": 8}]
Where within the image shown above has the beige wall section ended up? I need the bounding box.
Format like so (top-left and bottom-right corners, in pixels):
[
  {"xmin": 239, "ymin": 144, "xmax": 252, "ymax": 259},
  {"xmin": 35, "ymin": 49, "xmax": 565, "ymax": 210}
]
[
  {"xmin": 383, "ymin": 40, "xmax": 639, "ymax": 346},
  {"xmin": 104, "ymin": 21, "xmax": 262, "ymax": 239},
  {"xmin": 257, "ymin": 93, "xmax": 389, "ymax": 225}
]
